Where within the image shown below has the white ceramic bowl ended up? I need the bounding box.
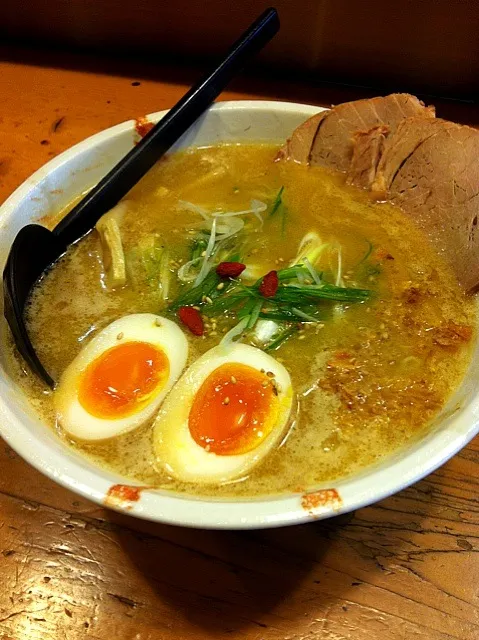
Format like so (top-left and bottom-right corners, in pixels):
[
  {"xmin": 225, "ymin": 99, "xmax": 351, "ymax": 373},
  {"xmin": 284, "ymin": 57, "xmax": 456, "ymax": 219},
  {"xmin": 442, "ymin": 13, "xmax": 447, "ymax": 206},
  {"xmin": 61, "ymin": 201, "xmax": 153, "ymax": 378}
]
[{"xmin": 1, "ymin": 101, "xmax": 478, "ymax": 529}]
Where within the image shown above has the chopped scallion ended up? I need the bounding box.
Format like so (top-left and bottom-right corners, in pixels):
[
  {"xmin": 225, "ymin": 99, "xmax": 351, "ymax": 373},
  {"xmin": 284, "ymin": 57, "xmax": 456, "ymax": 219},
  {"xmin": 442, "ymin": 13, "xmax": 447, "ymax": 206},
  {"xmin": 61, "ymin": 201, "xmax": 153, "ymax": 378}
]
[
  {"xmin": 269, "ymin": 186, "xmax": 284, "ymax": 217},
  {"xmin": 264, "ymin": 326, "xmax": 299, "ymax": 352},
  {"xmin": 291, "ymin": 307, "xmax": 322, "ymax": 322},
  {"xmin": 169, "ymin": 270, "xmax": 222, "ymax": 310},
  {"xmin": 247, "ymin": 300, "xmax": 263, "ymax": 329}
]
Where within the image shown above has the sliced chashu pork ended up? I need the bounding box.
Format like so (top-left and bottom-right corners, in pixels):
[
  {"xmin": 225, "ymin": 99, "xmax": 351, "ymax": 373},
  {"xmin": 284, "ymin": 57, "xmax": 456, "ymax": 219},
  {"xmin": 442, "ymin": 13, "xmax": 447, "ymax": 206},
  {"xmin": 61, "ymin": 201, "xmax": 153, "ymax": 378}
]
[
  {"xmin": 346, "ymin": 125, "xmax": 390, "ymax": 189},
  {"xmin": 282, "ymin": 94, "xmax": 479, "ymax": 291},
  {"xmin": 371, "ymin": 117, "xmax": 479, "ymax": 290},
  {"xmin": 280, "ymin": 93, "xmax": 434, "ymax": 171}
]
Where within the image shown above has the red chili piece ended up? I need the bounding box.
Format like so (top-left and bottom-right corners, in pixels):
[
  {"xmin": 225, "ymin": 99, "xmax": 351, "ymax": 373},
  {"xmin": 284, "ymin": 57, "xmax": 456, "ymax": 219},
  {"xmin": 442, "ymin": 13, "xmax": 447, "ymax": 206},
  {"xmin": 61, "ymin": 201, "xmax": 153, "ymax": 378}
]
[
  {"xmin": 178, "ymin": 306, "xmax": 204, "ymax": 336},
  {"xmin": 259, "ymin": 270, "xmax": 279, "ymax": 297},
  {"xmin": 135, "ymin": 116, "xmax": 154, "ymax": 138},
  {"xmin": 216, "ymin": 261, "xmax": 246, "ymax": 279}
]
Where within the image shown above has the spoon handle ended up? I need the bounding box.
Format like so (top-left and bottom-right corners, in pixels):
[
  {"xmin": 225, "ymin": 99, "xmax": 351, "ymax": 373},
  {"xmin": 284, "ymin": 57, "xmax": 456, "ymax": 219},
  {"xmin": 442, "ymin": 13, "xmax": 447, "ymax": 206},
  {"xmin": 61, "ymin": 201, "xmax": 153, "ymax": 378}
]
[{"xmin": 53, "ymin": 7, "xmax": 280, "ymax": 246}]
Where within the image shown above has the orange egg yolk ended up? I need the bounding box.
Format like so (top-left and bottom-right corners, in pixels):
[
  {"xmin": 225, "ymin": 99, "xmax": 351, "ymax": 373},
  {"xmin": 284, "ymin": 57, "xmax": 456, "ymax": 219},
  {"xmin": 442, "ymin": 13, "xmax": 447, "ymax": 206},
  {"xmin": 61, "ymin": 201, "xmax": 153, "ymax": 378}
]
[
  {"xmin": 188, "ymin": 363, "xmax": 279, "ymax": 455},
  {"xmin": 78, "ymin": 341, "xmax": 169, "ymax": 419}
]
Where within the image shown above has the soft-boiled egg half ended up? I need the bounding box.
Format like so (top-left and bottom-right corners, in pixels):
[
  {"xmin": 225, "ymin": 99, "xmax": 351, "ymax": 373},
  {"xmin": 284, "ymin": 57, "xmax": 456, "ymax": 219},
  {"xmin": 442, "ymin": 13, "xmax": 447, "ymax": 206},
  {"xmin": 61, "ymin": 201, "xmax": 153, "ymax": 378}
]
[
  {"xmin": 153, "ymin": 343, "xmax": 294, "ymax": 484},
  {"xmin": 54, "ymin": 314, "xmax": 188, "ymax": 441}
]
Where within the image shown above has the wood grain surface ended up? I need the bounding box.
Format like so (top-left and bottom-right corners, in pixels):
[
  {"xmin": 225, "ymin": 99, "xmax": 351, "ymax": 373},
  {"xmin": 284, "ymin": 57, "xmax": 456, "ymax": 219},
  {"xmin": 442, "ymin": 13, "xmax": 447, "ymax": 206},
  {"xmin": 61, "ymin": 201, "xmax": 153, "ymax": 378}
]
[{"xmin": 0, "ymin": 47, "xmax": 478, "ymax": 640}]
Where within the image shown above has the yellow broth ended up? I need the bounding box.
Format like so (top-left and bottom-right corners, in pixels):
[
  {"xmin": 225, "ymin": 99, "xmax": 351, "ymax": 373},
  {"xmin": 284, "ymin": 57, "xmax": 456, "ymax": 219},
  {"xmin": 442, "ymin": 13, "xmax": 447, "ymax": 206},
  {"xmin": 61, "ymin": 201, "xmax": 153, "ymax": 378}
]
[{"xmin": 6, "ymin": 143, "xmax": 476, "ymax": 497}]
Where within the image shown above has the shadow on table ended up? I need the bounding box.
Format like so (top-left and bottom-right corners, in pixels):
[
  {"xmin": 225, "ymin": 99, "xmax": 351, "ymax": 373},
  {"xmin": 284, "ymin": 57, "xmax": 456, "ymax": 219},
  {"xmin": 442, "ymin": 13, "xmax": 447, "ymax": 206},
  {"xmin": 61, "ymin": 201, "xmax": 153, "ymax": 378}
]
[{"xmin": 108, "ymin": 510, "xmax": 355, "ymax": 633}]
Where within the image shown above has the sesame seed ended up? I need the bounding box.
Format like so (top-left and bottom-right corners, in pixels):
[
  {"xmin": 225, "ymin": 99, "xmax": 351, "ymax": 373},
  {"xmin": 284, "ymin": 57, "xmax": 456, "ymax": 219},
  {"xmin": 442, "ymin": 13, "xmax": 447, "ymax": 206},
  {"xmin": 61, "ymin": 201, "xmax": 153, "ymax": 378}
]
[
  {"xmin": 201, "ymin": 295, "xmax": 207, "ymax": 303},
  {"xmin": 299, "ymin": 334, "xmax": 306, "ymax": 340},
  {"xmin": 317, "ymin": 323, "xmax": 325, "ymax": 329},
  {"xmin": 266, "ymin": 371, "xmax": 275, "ymax": 378},
  {"xmin": 217, "ymin": 282, "xmax": 225, "ymax": 290},
  {"xmin": 210, "ymin": 331, "xmax": 217, "ymax": 336},
  {"xmin": 205, "ymin": 296, "xmax": 213, "ymax": 304},
  {"xmin": 201, "ymin": 250, "xmax": 207, "ymax": 257},
  {"xmin": 231, "ymin": 376, "xmax": 237, "ymax": 384},
  {"xmin": 193, "ymin": 306, "xmax": 201, "ymax": 311},
  {"xmin": 223, "ymin": 397, "xmax": 230, "ymax": 405},
  {"xmin": 117, "ymin": 332, "xmax": 124, "ymax": 340},
  {"xmin": 262, "ymin": 380, "xmax": 269, "ymax": 387}
]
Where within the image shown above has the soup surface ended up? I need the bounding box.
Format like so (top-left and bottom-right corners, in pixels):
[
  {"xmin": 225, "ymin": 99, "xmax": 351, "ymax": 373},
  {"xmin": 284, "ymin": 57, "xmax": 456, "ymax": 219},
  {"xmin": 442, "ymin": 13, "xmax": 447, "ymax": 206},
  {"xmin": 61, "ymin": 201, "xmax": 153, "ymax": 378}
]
[{"xmin": 7, "ymin": 143, "xmax": 476, "ymax": 497}]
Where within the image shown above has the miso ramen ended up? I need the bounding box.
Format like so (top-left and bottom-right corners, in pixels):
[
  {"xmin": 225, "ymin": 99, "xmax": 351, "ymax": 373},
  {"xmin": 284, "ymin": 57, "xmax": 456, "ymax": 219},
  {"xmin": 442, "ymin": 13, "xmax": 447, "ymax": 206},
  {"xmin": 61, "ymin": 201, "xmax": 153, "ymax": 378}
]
[{"xmin": 7, "ymin": 143, "xmax": 476, "ymax": 497}]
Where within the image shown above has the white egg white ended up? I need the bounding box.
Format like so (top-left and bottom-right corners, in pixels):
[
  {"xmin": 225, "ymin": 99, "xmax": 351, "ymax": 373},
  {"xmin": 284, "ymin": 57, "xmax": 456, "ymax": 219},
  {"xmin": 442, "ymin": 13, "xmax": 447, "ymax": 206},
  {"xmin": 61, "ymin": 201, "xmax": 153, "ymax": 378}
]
[
  {"xmin": 55, "ymin": 314, "xmax": 188, "ymax": 441},
  {"xmin": 153, "ymin": 343, "xmax": 294, "ymax": 484}
]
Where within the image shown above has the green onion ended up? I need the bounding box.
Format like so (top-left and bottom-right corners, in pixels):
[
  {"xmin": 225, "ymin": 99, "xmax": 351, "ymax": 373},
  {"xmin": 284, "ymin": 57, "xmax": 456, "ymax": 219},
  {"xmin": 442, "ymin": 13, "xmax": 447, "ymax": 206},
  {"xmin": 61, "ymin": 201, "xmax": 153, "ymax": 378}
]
[
  {"xmin": 200, "ymin": 267, "xmax": 370, "ymax": 317},
  {"xmin": 276, "ymin": 265, "xmax": 309, "ymax": 281},
  {"xmin": 268, "ymin": 186, "xmax": 287, "ymax": 235},
  {"xmin": 190, "ymin": 233, "xmax": 208, "ymax": 261},
  {"xmin": 247, "ymin": 300, "xmax": 263, "ymax": 329},
  {"xmin": 237, "ymin": 297, "xmax": 259, "ymax": 319},
  {"xmin": 276, "ymin": 283, "xmax": 370, "ymax": 303},
  {"xmin": 248, "ymin": 264, "xmax": 309, "ymax": 289},
  {"xmin": 302, "ymin": 257, "xmax": 321, "ymax": 285},
  {"xmin": 269, "ymin": 186, "xmax": 284, "ymax": 217},
  {"xmin": 128, "ymin": 237, "xmax": 170, "ymax": 299},
  {"xmin": 159, "ymin": 249, "xmax": 171, "ymax": 301},
  {"xmin": 291, "ymin": 307, "xmax": 322, "ymax": 322},
  {"xmin": 203, "ymin": 287, "xmax": 256, "ymax": 316},
  {"xmin": 258, "ymin": 309, "xmax": 299, "ymax": 322},
  {"xmin": 169, "ymin": 270, "xmax": 222, "ymax": 310},
  {"xmin": 173, "ymin": 251, "xmax": 371, "ymax": 354},
  {"xmin": 293, "ymin": 231, "xmax": 329, "ymax": 266},
  {"xmin": 358, "ymin": 240, "xmax": 373, "ymax": 265},
  {"xmin": 264, "ymin": 326, "xmax": 299, "ymax": 352}
]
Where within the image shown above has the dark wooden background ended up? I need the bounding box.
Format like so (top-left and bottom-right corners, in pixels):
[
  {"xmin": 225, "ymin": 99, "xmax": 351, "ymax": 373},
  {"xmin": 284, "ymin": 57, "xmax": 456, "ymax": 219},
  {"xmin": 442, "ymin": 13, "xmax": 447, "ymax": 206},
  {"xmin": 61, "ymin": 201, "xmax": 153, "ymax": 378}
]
[{"xmin": 1, "ymin": 0, "xmax": 478, "ymax": 98}]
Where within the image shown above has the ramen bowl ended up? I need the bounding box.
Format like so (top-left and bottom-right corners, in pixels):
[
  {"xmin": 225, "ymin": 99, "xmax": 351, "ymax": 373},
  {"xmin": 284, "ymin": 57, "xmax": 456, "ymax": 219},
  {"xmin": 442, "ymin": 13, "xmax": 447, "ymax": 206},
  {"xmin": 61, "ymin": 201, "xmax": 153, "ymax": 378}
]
[{"xmin": 1, "ymin": 101, "xmax": 478, "ymax": 529}]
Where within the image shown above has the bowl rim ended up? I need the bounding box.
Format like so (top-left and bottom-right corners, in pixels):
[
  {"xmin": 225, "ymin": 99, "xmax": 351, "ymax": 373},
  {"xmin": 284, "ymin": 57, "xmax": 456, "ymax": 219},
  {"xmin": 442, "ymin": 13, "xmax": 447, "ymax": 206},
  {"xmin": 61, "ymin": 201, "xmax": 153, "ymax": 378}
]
[{"xmin": 1, "ymin": 99, "xmax": 478, "ymax": 529}]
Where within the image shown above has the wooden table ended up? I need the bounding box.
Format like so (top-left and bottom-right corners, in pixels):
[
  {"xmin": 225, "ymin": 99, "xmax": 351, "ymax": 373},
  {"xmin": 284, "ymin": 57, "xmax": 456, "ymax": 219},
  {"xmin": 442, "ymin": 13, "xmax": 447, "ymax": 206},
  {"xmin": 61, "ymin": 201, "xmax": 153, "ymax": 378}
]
[{"xmin": 0, "ymin": 47, "xmax": 478, "ymax": 640}]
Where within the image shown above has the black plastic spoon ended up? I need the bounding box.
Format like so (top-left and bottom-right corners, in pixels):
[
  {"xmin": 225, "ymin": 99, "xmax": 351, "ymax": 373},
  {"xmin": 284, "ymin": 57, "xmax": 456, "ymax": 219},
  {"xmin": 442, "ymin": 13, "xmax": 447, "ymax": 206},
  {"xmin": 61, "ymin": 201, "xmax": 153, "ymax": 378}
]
[{"xmin": 2, "ymin": 8, "xmax": 280, "ymax": 388}]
